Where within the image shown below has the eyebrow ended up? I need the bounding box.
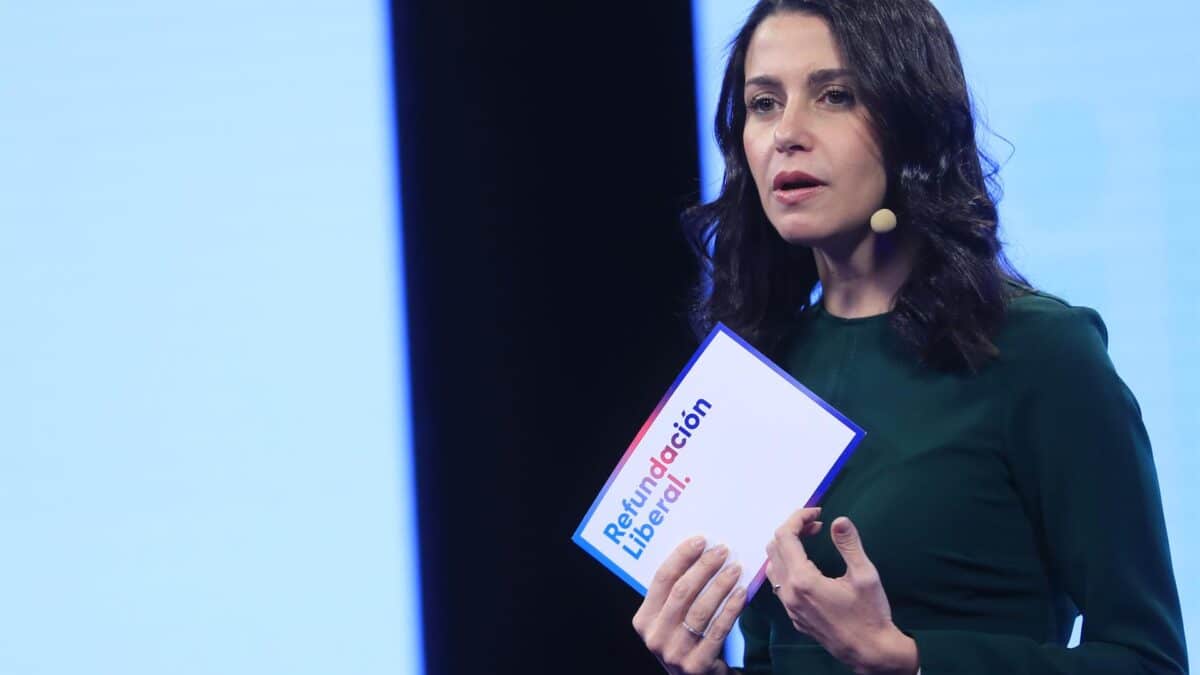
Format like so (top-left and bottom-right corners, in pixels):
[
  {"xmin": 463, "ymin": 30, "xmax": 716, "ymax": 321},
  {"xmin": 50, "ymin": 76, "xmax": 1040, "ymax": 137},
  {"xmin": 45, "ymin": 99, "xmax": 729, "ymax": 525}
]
[{"xmin": 744, "ymin": 68, "xmax": 853, "ymax": 90}]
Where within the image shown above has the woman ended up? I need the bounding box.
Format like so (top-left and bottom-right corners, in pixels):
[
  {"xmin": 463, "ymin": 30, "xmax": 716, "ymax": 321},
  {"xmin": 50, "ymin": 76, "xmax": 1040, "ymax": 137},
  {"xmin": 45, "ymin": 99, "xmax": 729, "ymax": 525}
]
[{"xmin": 630, "ymin": 1, "xmax": 1188, "ymax": 674}]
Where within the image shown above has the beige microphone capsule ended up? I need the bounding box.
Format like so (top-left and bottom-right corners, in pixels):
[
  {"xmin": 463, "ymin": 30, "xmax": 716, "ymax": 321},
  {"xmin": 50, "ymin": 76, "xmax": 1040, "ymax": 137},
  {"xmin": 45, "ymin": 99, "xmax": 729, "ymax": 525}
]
[{"xmin": 870, "ymin": 208, "xmax": 897, "ymax": 234}]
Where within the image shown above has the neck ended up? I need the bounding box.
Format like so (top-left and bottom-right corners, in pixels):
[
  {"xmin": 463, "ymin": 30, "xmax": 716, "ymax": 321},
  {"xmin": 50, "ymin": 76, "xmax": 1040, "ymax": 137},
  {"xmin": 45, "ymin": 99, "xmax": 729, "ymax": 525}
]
[{"xmin": 812, "ymin": 229, "xmax": 917, "ymax": 319}]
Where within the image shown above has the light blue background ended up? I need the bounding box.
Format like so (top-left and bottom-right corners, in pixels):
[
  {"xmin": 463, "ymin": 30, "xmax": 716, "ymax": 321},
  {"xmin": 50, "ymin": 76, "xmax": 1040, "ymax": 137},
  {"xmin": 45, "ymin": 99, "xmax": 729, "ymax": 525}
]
[
  {"xmin": 692, "ymin": 0, "xmax": 1197, "ymax": 666},
  {"xmin": 0, "ymin": 2, "xmax": 422, "ymax": 674}
]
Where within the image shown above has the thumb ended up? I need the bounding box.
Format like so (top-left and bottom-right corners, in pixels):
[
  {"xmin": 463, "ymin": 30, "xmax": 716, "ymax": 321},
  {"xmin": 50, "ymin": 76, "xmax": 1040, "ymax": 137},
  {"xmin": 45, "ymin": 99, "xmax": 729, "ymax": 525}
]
[{"xmin": 831, "ymin": 516, "xmax": 871, "ymax": 573}]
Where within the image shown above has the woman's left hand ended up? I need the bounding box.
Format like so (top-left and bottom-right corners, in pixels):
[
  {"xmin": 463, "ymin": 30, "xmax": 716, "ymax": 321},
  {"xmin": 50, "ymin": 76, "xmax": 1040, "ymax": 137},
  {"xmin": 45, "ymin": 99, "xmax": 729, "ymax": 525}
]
[{"xmin": 764, "ymin": 507, "xmax": 920, "ymax": 675}]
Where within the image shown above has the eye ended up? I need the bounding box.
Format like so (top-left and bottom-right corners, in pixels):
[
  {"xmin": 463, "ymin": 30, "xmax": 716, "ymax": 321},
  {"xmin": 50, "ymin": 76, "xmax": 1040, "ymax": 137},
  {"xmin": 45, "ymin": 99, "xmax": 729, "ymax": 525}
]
[
  {"xmin": 819, "ymin": 87, "xmax": 855, "ymax": 107},
  {"xmin": 747, "ymin": 95, "xmax": 780, "ymax": 114}
]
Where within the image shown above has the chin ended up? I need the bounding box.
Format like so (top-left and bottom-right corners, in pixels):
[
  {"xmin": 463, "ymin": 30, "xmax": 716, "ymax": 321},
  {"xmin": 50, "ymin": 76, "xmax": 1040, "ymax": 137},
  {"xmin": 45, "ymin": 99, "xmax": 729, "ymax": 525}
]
[
  {"xmin": 768, "ymin": 217, "xmax": 835, "ymax": 247},
  {"xmin": 768, "ymin": 212, "xmax": 868, "ymax": 251}
]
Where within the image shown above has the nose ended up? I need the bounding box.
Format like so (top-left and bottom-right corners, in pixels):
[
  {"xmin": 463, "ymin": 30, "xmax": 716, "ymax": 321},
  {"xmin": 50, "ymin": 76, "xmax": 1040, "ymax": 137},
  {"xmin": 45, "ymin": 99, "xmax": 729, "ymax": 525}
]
[{"xmin": 773, "ymin": 103, "xmax": 813, "ymax": 153}]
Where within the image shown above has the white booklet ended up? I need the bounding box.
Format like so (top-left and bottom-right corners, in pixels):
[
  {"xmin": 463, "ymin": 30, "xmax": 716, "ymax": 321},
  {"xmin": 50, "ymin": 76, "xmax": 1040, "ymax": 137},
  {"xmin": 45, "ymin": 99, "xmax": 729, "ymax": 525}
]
[{"xmin": 573, "ymin": 324, "xmax": 864, "ymax": 599}]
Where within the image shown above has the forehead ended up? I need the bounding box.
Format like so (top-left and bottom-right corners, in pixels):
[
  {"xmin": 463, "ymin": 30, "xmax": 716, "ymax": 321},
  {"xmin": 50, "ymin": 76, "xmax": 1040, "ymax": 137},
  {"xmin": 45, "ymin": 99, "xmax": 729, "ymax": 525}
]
[{"xmin": 744, "ymin": 12, "xmax": 843, "ymax": 77}]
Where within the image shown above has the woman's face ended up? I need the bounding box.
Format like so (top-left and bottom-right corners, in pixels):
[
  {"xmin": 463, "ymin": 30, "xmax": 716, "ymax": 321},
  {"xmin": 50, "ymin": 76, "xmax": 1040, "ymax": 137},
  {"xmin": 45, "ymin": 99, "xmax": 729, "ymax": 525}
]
[{"xmin": 741, "ymin": 12, "xmax": 887, "ymax": 249}]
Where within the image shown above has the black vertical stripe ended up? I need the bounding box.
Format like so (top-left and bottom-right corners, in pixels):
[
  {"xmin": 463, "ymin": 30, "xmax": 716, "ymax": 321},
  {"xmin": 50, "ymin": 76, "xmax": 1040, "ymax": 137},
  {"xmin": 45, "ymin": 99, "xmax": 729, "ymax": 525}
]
[{"xmin": 392, "ymin": 2, "xmax": 702, "ymax": 672}]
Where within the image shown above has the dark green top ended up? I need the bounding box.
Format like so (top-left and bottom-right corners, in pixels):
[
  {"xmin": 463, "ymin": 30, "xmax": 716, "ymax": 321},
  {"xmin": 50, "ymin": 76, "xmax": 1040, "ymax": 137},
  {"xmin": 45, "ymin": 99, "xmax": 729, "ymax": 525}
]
[{"xmin": 739, "ymin": 292, "xmax": 1188, "ymax": 674}]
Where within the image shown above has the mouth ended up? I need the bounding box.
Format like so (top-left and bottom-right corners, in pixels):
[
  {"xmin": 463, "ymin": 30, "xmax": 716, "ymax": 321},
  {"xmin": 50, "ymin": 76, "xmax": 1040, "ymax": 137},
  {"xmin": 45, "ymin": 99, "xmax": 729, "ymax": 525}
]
[
  {"xmin": 772, "ymin": 170, "xmax": 825, "ymax": 192},
  {"xmin": 771, "ymin": 170, "xmax": 826, "ymax": 206}
]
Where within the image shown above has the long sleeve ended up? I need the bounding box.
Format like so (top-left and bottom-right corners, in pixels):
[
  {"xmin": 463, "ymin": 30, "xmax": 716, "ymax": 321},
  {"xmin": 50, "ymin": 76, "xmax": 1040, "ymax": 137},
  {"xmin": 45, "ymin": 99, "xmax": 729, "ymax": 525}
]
[
  {"xmin": 737, "ymin": 607, "xmax": 776, "ymax": 674},
  {"xmin": 909, "ymin": 307, "xmax": 1188, "ymax": 674}
]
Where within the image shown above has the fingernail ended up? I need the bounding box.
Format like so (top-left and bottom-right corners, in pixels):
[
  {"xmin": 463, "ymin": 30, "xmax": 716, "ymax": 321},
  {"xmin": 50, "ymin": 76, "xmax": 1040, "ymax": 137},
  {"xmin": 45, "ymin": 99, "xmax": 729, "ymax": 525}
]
[
  {"xmin": 733, "ymin": 586, "xmax": 747, "ymax": 599},
  {"xmin": 691, "ymin": 536, "xmax": 706, "ymax": 550},
  {"xmin": 725, "ymin": 564, "xmax": 742, "ymax": 578},
  {"xmin": 709, "ymin": 544, "xmax": 729, "ymax": 558}
]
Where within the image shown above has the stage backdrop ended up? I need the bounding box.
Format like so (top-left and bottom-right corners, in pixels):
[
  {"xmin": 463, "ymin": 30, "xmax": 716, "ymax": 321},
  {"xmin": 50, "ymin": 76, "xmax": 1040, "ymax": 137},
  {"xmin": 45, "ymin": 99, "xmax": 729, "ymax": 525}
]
[
  {"xmin": 0, "ymin": 2, "xmax": 422, "ymax": 673},
  {"xmin": 692, "ymin": 0, "xmax": 1198, "ymax": 666}
]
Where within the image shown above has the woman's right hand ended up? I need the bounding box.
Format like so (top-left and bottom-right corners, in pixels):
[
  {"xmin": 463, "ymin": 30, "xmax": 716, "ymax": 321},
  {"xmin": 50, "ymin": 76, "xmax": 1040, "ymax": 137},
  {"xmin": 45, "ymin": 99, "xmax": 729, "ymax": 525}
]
[{"xmin": 631, "ymin": 536, "xmax": 745, "ymax": 675}]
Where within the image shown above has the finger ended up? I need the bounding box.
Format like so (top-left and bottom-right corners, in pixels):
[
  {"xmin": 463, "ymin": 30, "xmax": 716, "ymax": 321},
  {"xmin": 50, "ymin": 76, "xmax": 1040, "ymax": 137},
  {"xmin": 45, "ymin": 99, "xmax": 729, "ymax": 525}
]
[
  {"xmin": 830, "ymin": 516, "xmax": 874, "ymax": 576},
  {"xmin": 763, "ymin": 526, "xmax": 822, "ymax": 577},
  {"xmin": 636, "ymin": 536, "xmax": 706, "ymax": 620},
  {"xmin": 690, "ymin": 585, "xmax": 749, "ymax": 667},
  {"xmin": 764, "ymin": 541, "xmax": 785, "ymax": 590},
  {"xmin": 782, "ymin": 507, "xmax": 823, "ymax": 536},
  {"xmin": 683, "ymin": 562, "xmax": 742, "ymax": 632},
  {"xmin": 766, "ymin": 536, "xmax": 821, "ymax": 600},
  {"xmin": 656, "ymin": 543, "xmax": 729, "ymax": 626},
  {"xmin": 775, "ymin": 508, "xmax": 822, "ymax": 570}
]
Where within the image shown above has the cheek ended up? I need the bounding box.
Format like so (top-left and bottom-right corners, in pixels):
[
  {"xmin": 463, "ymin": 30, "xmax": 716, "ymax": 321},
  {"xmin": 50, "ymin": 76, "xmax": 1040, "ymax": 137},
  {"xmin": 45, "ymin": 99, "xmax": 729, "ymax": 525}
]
[
  {"xmin": 867, "ymin": 159, "xmax": 888, "ymax": 200},
  {"xmin": 839, "ymin": 138, "xmax": 887, "ymax": 199},
  {"xmin": 742, "ymin": 130, "xmax": 770, "ymax": 190},
  {"xmin": 857, "ymin": 158, "xmax": 887, "ymax": 197}
]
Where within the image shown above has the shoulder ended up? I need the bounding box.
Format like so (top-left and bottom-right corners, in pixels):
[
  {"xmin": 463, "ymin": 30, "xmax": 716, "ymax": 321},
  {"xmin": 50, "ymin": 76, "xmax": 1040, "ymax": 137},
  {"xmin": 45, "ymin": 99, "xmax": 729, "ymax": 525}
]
[{"xmin": 995, "ymin": 287, "xmax": 1110, "ymax": 365}]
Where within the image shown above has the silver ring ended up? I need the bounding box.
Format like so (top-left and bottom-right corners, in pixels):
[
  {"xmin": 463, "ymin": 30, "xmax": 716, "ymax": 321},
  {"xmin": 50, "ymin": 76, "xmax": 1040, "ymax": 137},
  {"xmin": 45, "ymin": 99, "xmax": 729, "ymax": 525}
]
[
  {"xmin": 772, "ymin": 583, "xmax": 782, "ymax": 594},
  {"xmin": 681, "ymin": 619, "xmax": 706, "ymax": 638}
]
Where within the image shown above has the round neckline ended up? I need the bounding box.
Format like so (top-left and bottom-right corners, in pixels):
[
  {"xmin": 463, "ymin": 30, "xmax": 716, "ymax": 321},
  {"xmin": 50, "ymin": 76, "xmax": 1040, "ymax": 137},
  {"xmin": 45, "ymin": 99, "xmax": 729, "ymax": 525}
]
[{"xmin": 812, "ymin": 301, "xmax": 893, "ymax": 326}]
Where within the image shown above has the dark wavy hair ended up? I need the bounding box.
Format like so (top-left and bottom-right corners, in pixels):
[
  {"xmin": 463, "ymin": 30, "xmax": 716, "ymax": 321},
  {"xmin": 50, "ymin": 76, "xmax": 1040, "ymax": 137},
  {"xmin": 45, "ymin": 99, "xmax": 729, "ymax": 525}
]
[{"xmin": 686, "ymin": 0, "xmax": 1029, "ymax": 371}]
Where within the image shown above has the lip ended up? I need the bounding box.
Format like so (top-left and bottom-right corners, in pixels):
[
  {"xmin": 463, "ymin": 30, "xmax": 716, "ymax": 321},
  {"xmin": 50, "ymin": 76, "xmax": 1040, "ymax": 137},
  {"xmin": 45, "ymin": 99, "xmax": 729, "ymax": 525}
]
[
  {"xmin": 773, "ymin": 185, "xmax": 825, "ymax": 206},
  {"xmin": 772, "ymin": 170, "xmax": 825, "ymax": 191}
]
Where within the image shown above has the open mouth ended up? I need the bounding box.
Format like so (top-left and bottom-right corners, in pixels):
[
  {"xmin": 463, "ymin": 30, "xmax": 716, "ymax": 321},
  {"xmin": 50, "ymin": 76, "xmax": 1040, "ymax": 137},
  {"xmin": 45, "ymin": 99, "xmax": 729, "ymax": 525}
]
[{"xmin": 772, "ymin": 171, "xmax": 825, "ymax": 192}]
